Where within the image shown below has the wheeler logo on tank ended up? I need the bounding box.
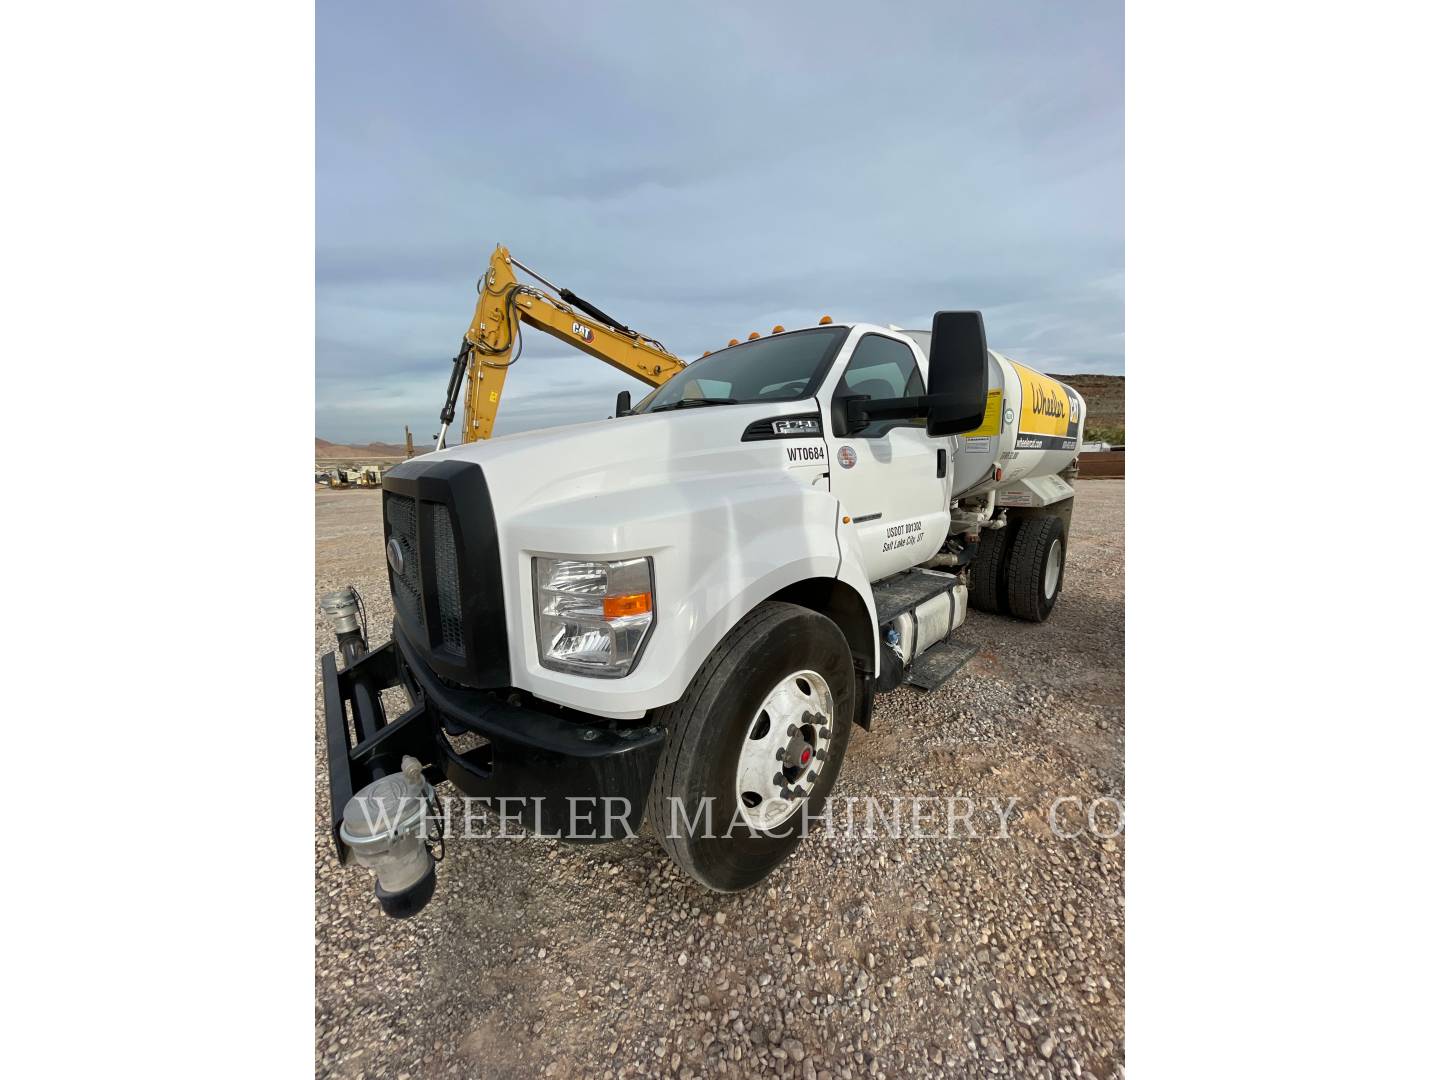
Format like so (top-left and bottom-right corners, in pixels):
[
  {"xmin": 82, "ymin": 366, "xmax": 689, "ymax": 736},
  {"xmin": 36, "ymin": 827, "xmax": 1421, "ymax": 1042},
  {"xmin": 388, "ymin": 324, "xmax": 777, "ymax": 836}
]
[
  {"xmin": 1012, "ymin": 362, "xmax": 1082, "ymax": 440},
  {"xmin": 837, "ymin": 446, "xmax": 857, "ymax": 469},
  {"xmin": 1030, "ymin": 383, "xmax": 1068, "ymax": 420}
]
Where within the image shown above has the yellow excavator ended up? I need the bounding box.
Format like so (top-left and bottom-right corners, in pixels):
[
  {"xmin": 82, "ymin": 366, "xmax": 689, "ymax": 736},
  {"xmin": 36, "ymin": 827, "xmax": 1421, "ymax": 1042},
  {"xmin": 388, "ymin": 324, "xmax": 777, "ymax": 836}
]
[{"xmin": 435, "ymin": 245, "xmax": 688, "ymax": 445}]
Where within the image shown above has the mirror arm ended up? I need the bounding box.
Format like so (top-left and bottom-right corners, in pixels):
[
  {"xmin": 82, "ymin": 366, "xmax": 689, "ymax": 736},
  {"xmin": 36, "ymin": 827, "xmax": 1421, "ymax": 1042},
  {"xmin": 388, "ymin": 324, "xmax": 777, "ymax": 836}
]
[{"xmin": 852, "ymin": 396, "xmax": 929, "ymax": 423}]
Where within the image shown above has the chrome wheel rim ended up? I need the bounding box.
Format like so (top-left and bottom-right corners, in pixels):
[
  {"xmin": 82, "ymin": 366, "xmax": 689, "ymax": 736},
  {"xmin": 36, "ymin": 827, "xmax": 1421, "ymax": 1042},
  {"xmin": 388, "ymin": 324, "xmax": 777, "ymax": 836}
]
[
  {"xmin": 1044, "ymin": 537, "xmax": 1063, "ymax": 599},
  {"xmin": 734, "ymin": 670, "xmax": 835, "ymax": 831}
]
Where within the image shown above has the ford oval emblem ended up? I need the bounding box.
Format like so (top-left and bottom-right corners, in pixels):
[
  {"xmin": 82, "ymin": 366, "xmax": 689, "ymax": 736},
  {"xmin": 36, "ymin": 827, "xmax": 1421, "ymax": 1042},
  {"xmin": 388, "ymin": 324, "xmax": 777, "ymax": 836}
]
[
  {"xmin": 386, "ymin": 537, "xmax": 405, "ymax": 575},
  {"xmin": 838, "ymin": 445, "xmax": 857, "ymax": 469}
]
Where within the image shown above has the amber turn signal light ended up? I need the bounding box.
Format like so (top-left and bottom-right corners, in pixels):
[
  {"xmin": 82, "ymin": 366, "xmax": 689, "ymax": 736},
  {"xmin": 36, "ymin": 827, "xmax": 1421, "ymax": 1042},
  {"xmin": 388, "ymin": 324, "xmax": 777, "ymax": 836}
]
[{"xmin": 603, "ymin": 592, "xmax": 653, "ymax": 619}]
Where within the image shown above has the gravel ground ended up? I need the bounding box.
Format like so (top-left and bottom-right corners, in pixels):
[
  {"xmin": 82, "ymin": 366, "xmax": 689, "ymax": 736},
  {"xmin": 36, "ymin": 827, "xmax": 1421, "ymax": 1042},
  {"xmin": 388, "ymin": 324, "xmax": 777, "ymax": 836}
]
[{"xmin": 316, "ymin": 479, "xmax": 1124, "ymax": 1079}]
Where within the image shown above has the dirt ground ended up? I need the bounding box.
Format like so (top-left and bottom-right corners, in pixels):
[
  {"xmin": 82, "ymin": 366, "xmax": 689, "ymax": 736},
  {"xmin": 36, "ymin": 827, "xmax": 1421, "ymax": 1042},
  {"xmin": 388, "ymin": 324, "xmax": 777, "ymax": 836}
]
[{"xmin": 315, "ymin": 479, "xmax": 1125, "ymax": 1079}]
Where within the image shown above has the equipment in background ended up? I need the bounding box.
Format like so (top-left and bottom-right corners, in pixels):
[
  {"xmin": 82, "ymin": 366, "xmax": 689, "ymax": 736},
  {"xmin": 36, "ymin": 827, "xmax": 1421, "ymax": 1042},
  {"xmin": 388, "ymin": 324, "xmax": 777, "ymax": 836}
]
[
  {"xmin": 404, "ymin": 426, "xmax": 415, "ymax": 459},
  {"xmin": 436, "ymin": 245, "xmax": 688, "ymax": 446}
]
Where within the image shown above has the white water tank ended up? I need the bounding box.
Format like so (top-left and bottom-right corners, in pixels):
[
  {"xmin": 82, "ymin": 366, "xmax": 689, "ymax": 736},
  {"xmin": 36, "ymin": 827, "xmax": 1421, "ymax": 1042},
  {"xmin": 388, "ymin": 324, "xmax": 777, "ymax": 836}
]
[{"xmin": 904, "ymin": 330, "xmax": 1086, "ymax": 500}]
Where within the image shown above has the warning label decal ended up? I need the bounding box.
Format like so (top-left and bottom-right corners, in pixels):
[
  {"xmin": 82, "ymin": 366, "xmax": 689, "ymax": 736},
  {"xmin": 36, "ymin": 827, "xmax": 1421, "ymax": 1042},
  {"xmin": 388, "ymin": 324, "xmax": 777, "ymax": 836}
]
[{"xmin": 969, "ymin": 387, "xmax": 1004, "ymax": 437}]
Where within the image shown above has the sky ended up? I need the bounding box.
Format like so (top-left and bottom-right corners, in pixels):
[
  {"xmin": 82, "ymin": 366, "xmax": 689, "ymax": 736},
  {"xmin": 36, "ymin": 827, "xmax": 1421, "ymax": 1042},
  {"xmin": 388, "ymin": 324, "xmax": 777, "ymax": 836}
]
[{"xmin": 317, "ymin": 1, "xmax": 1123, "ymax": 444}]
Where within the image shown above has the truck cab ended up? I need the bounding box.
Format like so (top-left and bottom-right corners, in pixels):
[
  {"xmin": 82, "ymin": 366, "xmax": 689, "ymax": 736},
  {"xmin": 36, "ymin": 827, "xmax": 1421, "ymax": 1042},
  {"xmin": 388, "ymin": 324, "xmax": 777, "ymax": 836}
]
[{"xmin": 321, "ymin": 312, "xmax": 1085, "ymax": 913}]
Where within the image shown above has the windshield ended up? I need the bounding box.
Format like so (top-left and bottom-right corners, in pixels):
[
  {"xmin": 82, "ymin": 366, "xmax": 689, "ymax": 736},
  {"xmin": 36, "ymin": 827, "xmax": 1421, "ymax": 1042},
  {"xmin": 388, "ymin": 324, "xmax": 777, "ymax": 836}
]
[{"xmin": 632, "ymin": 326, "xmax": 849, "ymax": 413}]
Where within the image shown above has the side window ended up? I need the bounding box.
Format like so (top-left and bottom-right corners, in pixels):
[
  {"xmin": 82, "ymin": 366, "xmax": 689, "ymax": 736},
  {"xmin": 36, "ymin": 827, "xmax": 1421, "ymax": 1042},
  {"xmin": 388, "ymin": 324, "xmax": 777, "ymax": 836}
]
[{"xmin": 838, "ymin": 335, "xmax": 926, "ymax": 435}]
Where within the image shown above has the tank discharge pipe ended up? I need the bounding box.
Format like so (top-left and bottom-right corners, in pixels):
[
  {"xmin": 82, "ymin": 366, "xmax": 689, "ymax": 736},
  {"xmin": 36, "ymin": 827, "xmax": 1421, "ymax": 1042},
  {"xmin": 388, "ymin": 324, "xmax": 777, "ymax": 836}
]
[
  {"xmin": 339, "ymin": 756, "xmax": 438, "ymax": 918},
  {"xmin": 319, "ymin": 586, "xmax": 368, "ymax": 667},
  {"xmin": 319, "ymin": 584, "xmax": 393, "ymax": 755},
  {"xmin": 922, "ymin": 552, "xmax": 962, "ymax": 568}
]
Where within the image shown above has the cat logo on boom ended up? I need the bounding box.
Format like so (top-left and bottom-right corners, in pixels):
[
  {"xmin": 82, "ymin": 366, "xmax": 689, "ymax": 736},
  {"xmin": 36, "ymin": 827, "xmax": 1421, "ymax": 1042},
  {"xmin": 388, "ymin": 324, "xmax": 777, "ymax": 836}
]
[{"xmin": 572, "ymin": 322, "xmax": 594, "ymax": 343}]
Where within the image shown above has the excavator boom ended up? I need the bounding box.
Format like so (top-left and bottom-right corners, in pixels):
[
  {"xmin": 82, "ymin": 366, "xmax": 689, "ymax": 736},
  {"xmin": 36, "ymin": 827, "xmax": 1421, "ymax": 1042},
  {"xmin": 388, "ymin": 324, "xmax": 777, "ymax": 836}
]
[{"xmin": 440, "ymin": 245, "xmax": 687, "ymax": 443}]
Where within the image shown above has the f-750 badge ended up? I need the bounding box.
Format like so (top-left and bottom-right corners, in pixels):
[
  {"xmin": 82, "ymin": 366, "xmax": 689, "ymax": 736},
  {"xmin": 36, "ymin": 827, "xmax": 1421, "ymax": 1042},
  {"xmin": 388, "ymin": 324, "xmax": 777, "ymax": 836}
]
[{"xmin": 572, "ymin": 322, "xmax": 594, "ymax": 343}]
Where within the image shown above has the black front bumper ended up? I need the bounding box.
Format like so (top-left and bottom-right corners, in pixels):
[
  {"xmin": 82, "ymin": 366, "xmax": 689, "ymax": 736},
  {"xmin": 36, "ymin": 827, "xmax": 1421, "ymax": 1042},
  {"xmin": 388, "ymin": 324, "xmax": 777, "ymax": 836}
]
[{"xmin": 322, "ymin": 626, "xmax": 666, "ymax": 862}]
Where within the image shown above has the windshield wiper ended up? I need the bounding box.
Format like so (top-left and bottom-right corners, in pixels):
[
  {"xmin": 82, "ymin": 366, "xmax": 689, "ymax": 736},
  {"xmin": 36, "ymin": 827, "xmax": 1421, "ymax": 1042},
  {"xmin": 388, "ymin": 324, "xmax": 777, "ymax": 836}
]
[{"xmin": 648, "ymin": 397, "xmax": 739, "ymax": 413}]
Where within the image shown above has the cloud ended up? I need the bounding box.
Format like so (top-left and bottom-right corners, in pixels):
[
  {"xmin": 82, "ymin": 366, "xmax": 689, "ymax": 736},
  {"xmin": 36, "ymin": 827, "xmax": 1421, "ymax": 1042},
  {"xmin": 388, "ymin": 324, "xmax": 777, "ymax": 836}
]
[{"xmin": 317, "ymin": 0, "xmax": 1123, "ymax": 442}]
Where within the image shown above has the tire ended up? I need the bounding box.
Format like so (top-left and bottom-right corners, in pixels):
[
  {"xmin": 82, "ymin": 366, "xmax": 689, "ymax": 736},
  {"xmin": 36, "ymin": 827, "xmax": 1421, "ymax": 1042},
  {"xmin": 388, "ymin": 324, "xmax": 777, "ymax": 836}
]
[
  {"xmin": 968, "ymin": 525, "xmax": 1012, "ymax": 614},
  {"xmin": 646, "ymin": 601, "xmax": 855, "ymax": 892},
  {"xmin": 1006, "ymin": 515, "xmax": 1066, "ymax": 622}
]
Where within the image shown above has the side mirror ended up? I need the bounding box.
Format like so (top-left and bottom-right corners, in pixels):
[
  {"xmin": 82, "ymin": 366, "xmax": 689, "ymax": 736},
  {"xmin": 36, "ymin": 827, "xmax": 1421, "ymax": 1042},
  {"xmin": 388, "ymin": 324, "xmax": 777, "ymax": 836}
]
[
  {"xmin": 924, "ymin": 311, "xmax": 989, "ymax": 437},
  {"xmin": 615, "ymin": 390, "xmax": 632, "ymax": 417}
]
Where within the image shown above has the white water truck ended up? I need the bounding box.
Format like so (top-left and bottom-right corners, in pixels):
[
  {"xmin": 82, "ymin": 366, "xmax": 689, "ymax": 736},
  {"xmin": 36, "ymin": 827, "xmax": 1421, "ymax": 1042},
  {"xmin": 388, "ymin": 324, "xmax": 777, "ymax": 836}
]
[{"xmin": 320, "ymin": 311, "xmax": 1084, "ymax": 915}]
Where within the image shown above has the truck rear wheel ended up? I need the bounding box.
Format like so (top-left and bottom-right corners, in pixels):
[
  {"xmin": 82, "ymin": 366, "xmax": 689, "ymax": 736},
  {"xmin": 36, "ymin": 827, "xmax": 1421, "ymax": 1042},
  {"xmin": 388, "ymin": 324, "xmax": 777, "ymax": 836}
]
[
  {"xmin": 968, "ymin": 525, "xmax": 1012, "ymax": 614},
  {"xmin": 1007, "ymin": 515, "xmax": 1066, "ymax": 622},
  {"xmin": 646, "ymin": 601, "xmax": 855, "ymax": 892}
]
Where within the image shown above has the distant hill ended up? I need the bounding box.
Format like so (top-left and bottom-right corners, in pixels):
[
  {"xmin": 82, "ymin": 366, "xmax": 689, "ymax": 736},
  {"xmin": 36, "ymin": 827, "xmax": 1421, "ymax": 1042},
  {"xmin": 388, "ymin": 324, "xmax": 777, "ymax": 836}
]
[
  {"xmin": 1048, "ymin": 373, "xmax": 1124, "ymax": 433},
  {"xmin": 315, "ymin": 437, "xmax": 411, "ymax": 462}
]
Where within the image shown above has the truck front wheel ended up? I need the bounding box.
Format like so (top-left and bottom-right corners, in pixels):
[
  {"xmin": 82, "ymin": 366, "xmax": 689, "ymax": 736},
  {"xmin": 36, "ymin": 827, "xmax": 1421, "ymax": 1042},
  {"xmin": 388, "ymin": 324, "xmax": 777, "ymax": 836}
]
[
  {"xmin": 646, "ymin": 601, "xmax": 855, "ymax": 891},
  {"xmin": 1007, "ymin": 515, "xmax": 1067, "ymax": 622}
]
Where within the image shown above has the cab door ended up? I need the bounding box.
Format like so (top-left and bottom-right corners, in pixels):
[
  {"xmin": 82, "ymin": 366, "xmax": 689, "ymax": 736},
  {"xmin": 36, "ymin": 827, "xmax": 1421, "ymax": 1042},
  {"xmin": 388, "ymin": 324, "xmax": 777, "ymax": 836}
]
[{"xmin": 824, "ymin": 332, "xmax": 950, "ymax": 582}]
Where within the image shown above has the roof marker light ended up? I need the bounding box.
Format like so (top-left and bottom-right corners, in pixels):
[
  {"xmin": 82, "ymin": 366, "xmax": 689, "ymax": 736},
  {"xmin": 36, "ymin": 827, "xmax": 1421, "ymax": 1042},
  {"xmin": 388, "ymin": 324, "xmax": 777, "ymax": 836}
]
[
  {"xmin": 818, "ymin": 314, "xmax": 833, "ymax": 325},
  {"xmin": 772, "ymin": 325, "xmax": 785, "ymax": 334},
  {"xmin": 748, "ymin": 331, "xmax": 761, "ymax": 340},
  {"xmin": 728, "ymin": 338, "xmax": 740, "ymax": 346}
]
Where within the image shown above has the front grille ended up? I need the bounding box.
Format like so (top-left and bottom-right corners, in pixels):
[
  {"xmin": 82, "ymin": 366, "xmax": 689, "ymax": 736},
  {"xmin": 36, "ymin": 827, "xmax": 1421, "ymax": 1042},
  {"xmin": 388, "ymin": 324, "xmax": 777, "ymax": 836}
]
[
  {"xmin": 385, "ymin": 494, "xmax": 423, "ymax": 630},
  {"xmin": 430, "ymin": 502, "xmax": 465, "ymax": 656},
  {"xmin": 381, "ymin": 459, "xmax": 509, "ymax": 689}
]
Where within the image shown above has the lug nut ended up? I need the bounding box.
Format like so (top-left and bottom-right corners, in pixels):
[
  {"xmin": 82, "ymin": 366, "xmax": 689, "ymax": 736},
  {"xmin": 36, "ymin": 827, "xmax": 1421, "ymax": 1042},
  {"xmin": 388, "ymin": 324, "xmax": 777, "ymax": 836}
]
[
  {"xmin": 807, "ymin": 770, "xmax": 817, "ymax": 782},
  {"xmin": 787, "ymin": 724, "xmax": 798, "ymax": 736},
  {"xmin": 773, "ymin": 772, "xmax": 784, "ymax": 786}
]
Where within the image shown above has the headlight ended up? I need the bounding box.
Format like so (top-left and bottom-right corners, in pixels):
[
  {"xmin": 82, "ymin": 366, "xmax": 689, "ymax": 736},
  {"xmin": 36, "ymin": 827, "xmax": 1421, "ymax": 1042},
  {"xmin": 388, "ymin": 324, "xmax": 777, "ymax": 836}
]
[{"xmin": 533, "ymin": 556, "xmax": 655, "ymax": 677}]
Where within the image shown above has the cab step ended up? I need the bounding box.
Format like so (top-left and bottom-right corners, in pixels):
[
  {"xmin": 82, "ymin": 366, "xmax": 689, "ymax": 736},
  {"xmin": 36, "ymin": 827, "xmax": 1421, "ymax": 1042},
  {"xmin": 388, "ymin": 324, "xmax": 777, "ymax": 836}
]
[
  {"xmin": 904, "ymin": 640, "xmax": 980, "ymax": 691},
  {"xmin": 871, "ymin": 567, "xmax": 959, "ymax": 625}
]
